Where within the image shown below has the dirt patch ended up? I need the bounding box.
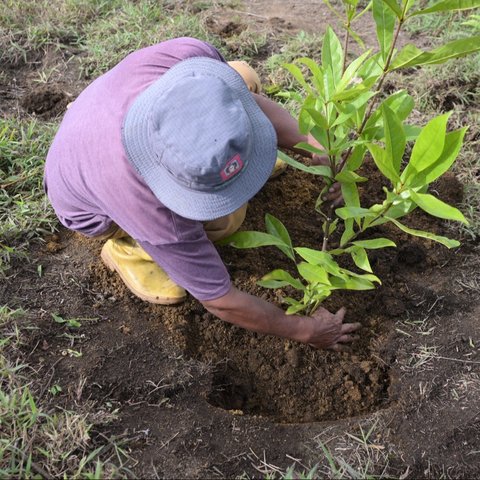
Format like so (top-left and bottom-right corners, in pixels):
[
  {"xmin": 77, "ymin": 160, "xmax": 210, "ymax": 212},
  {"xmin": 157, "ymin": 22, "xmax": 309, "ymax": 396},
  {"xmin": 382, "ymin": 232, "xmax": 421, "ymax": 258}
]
[
  {"xmin": 21, "ymin": 84, "xmax": 70, "ymax": 118},
  {"xmin": 4, "ymin": 156, "xmax": 480, "ymax": 477}
]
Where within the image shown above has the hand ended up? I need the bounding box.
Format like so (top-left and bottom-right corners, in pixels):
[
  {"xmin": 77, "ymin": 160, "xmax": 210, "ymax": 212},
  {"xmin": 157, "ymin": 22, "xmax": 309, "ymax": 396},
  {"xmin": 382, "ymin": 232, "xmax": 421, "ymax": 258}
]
[{"xmin": 306, "ymin": 307, "xmax": 361, "ymax": 352}]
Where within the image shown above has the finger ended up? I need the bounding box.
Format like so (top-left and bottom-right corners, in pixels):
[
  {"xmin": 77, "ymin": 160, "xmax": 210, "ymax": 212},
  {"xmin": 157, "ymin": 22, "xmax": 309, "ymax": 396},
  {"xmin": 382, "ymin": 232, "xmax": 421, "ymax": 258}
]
[
  {"xmin": 323, "ymin": 183, "xmax": 341, "ymax": 197},
  {"xmin": 335, "ymin": 306, "xmax": 347, "ymax": 320},
  {"xmin": 311, "ymin": 154, "xmax": 329, "ymax": 166},
  {"xmin": 329, "ymin": 182, "xmax": 341, "ymax": 193},
  {"xmin": 330, "ymin": 343, "xmax": 352, "ymax": 353},
  {"xmin": 337, "ymin": 334, "xmax": 360, "ymax": 344},
  {"xmin": 341, "ymin": 322, "xmax": 362, "ymax": 334},
  {"xmin": 331, "ymin": 195, "xmax": 344, "ymax": 207}
]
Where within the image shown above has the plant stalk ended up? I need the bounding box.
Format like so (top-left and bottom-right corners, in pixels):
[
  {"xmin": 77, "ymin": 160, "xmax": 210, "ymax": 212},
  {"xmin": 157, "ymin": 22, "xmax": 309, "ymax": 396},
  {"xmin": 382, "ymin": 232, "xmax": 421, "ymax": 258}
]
[
  {"xmin": 342, "ymin": 23, "xmax": 350, "ymax": 74},
  {"xmin": 336, "ymin": 18, "xmax": 404, "ymax": 174}
]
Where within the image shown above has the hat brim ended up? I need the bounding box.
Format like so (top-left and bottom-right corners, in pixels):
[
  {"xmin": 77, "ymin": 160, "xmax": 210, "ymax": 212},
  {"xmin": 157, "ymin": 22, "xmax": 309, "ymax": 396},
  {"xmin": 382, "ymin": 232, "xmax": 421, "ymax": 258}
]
[{"xmin": 122, "ymin": 56, "xmax": 277, "ymax": 221}]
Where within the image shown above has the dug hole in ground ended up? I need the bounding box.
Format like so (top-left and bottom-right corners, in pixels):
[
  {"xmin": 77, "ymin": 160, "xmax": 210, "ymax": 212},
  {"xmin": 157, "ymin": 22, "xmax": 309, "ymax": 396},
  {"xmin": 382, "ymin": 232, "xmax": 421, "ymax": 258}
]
[{"xmin": 3, "ymin": 1, "xmax": 480, "ymax": 478}]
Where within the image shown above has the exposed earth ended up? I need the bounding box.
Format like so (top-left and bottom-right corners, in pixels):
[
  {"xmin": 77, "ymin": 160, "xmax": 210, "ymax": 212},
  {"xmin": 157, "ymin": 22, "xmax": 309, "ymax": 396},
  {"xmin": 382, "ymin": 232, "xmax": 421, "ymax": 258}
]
[{"xmin": 2, "ymin": 1, "xmax": 480, "ymax": 478}]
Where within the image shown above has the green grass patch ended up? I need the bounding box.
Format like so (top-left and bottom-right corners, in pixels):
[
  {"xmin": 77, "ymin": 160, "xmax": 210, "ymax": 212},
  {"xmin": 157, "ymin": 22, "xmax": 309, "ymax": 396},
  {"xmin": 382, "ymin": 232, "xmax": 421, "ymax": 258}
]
[
  {"xmin": 0, "ymin": 0, "xmax": 125, "ymax": 64},
  {"xmin": 0, "ymin": 119, "xmax": 58, "ymax": 276},
  {"xmin": 0, "ymin": 305, "xmax": 133, "ymax": 478},
  {"xmin": 80, "ymin": 1, "xmax": 217, "ymax": 78}
]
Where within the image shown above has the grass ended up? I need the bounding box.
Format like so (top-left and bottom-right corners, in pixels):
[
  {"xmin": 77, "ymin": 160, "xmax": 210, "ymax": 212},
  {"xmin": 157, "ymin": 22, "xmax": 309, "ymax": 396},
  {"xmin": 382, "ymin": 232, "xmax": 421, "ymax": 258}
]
[
  {"xmin": 0, "ymin": 305, "xmax": 133, "ymax": 478},
  {"xmin": 0, "ymin": 119, "xmax": 58, "ymax": 277},
  {"xmin": 80, "ymin": 1, "xmax": 218, "ymax": 78},
  {"xmin": 0, "ymin": 0, "xmax": 124, "ymax": 65},
  {"xmin": 241, "ymin": 418, "xmax": 393, "ymax": 479}
]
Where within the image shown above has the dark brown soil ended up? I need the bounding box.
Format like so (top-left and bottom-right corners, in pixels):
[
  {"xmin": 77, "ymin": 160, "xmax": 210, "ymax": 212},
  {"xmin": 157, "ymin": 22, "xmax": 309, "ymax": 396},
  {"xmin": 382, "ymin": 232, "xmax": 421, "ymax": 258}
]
[{"xmin": 2, "ymin": 1, "xmax": 480, "ymax": 478}]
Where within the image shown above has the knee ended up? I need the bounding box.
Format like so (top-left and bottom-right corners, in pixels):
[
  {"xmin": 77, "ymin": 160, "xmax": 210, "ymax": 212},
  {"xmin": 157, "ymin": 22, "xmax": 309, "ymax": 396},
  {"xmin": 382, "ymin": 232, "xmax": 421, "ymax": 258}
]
[{"xmin": 228, "ymin": 61, "xmax": 262, "ymax": 93}]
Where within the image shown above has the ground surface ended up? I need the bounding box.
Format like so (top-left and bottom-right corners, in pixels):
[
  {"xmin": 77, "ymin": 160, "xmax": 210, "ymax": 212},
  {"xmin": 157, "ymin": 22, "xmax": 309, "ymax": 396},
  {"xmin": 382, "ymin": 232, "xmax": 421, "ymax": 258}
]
[{"xmin": 2, "ymin": 1, "xmax": 480, "ymax": 478}]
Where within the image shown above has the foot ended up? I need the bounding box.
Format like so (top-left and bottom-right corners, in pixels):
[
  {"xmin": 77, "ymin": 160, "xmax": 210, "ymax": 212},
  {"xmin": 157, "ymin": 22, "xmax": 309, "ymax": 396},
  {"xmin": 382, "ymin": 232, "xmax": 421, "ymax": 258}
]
[{"xmin": 101, "ymin": 238, "xmax": 186, "ymax": 305}]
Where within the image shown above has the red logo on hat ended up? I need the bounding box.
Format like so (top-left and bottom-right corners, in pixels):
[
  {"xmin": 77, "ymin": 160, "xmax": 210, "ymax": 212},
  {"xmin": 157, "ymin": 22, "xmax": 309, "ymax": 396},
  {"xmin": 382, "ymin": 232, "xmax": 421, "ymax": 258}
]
[{"xmin": 220, "ymin": 154, "xmax": 243, "ymax": 181}]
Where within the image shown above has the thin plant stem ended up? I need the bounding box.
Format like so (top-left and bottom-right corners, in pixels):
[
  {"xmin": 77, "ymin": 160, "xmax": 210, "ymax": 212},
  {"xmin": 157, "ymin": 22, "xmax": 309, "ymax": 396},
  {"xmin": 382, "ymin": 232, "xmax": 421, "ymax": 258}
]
[
  {"xmin": 342, "ymin": 24, "xmax": 350, "ymax": 74},
  {"xmin": 337, "ymin": 17, "xmax": 405, "ymax": 174}
]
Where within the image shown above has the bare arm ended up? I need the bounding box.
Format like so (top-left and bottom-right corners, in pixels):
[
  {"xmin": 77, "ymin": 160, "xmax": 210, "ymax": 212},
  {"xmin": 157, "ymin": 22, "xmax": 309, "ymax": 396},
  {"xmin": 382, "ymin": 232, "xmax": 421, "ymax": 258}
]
[
  {"xmin": 253, "ymin": 93, "xmax": 310, "ymax": 155},
  {"xmin": 202, "ymin": 285, "xmax": 360, "ymax": 351}
]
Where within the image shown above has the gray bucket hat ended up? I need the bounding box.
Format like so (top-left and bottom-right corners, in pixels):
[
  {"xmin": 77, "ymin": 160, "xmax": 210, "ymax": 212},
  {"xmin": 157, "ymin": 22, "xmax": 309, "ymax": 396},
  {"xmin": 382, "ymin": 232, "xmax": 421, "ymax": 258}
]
[{"xmin": 122, "ymin": 56, "xmax": 277, "ymax": 221}]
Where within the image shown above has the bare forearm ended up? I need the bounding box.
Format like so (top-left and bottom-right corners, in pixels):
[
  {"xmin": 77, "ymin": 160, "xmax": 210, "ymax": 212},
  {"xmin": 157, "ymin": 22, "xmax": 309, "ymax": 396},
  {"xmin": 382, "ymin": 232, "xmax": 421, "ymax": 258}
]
[
  {"xmin": 253, "ymin": 93, "xmax": 308, "ymax": 153},
  {"xmin": 202, "ymin": 285, "xmax": 312, "ymax": 343}
]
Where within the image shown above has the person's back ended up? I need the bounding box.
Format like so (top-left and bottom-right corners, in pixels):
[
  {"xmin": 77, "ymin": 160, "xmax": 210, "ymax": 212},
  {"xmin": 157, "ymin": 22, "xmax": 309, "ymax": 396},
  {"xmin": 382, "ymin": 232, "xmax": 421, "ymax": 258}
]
[{"xmin": 45, "ymin": 37, "xmax": 225, "ymax": 240}]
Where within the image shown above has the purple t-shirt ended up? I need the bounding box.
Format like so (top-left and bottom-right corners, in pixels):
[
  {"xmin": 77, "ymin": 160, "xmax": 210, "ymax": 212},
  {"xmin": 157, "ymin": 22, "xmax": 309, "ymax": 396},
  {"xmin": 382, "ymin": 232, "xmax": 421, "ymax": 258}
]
[{"xmin": 44, "ymin": 38, "xmax": 232, "ymax": 301}]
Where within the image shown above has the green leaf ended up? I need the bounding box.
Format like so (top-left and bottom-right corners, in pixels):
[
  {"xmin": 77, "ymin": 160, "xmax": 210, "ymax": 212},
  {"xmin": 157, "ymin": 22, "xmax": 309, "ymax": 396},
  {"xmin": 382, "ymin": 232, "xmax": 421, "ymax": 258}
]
[
  {"xmin": 217, "ymin": 231, "xmax": 288, "ymax": 249},
  {"xmin": 387, "ymin": 217, "xmax": 460, "ymax": 248},
  {"xmin": 286, "ymin": 302, "xmax": 308, "ymax": 315},
  {"xmin": 369, "ymin": 196, "xmax": 416, "ymax": 225},
  {"xmin": 410, "ymin": 0, "xmax": 480, "ymax": 16},
  {"xmin": 295, "ymin": 247, "xmax": 332, "ymax": 265},
  {"xmin": 296, "ymin": 57, "xmax": 325, "ymax": 97},
  {"xmin": 404, "ymin": 124, "xmax": 422, "ymax": 141},
  {"xmin": 303, "ymin": 108, "xmax": 329, "ymax": 130},
  {"xmin": 382, "ymin": 104, "xmax": 406, "ymax": 173},
  {"xmin": 335, "ymin": 170, "xmax": 368, "ymax": 183},
  {"xmin": 322, "ymin": 26, "xmax": 344, "ymax": 98},
  {"xmin": 389, "ymin": 44, "xmax": 424, "ymax": 70},
  {"xmin": 52, "ymin": 313, "xmax": 65, "ymax": 324},
  {"xmin": 351, "ymin": 246, "xmax": 373, "ymax": 272},
  {"xmin": 337, "ymin": 50, "xmax": 372, "ymax": 91},
  {"xmin": 297, "ymin": 262, "xmax": 331, "ymax": 285},
  {"xmin": 294, "ymin": 247, "xmax": 346, "ymax": 278},
  {"xmin": 340, "ymin": 218, "xmax": 356, "ymax": 246},
  {"xmin": 336, "ymin": 206, "xmax": 377, "ymax": 219},
  {"xmin": 349, "ymin": 27, "xmax": 368, "ymax": 49},
  {"xmin": 351, "ymin": 238, "xmax": 396, "ymax": 248},
  {"xmin": 347, "ymin": 144, "xmax": 368, "ymax": 170},
  {"xmin": 409, "ymin": 127, "xmax": 467, "ymax": 187},
  {"xmin": 402, "ymin": 112, "xmax": 451, "ymax": 183},
  {"xmin": 383, "ymin": 0, "xmax": 403, "ymax": 18},
  {"xmin": 373, "ymin": 0, "xmax": 397, "ymax": 63},
  {"xmin": 310, "ymin": 125, "xmax": 330, "ymax": 153},
  {"xmin": 340, "ymin": 269, "xmax": 381, "ymax": 283},
  {"xmin": 390, "ymin": 36, "xmax": 480, "ymax": 70},
  {"xmin": 366, "ymin": 142, "xmax": 401, "ymax": 183},
  {"xmin": 341, "ymin": 183, "xmax": 360, "ymax": 227},
  {"xmin": 283, "ymin": 63, "xmax": 312, "ymax": 93},
  {"xmin": 330, "ymin": 275, "xmax": 377, "ymax": 290},
  {"xmin": 363, "ymin": 90, "xmax": 414, "ymax": 137},
  {"xmin": 409, "ymin": 191, "xmax": 468, "ymax": 223},
  {"xmin": 332, "ymin": 84, "xmax": 370, "ymax": 102},
  {"xmin": 294, "ymin": 142, "xmax": 326, "ymax": 158},
  {"xmin": 404, "ymin": 0, "xmax": 417, "ymax": 14},
  {"xmin": 277, "ymin": 150, "xmax": 333, "ymax": 177},
  {"xmin": 259, "ymin": 269, "xmax": 305, "ymax": 290},
  {"xmin": 275, "ymin": 90, "xmax": 304, "ymax": 104},
  {"xmin": 425, "ymin": 40, "xmax": 475, "ymax": 66},
  {"xmin": 298, "ymin": 95, "xmax": 316, "ymax": 134},
  {"xmin": 357, "ymin": 52, "xmax": 383, "ymax": 81},
  {"xmin": 265, "ymin": 214, "xmax": 295, "ymax": 260},
  {"xmin": 257, "ymin": 279, "xmax": 291, "ymax": 289}
]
